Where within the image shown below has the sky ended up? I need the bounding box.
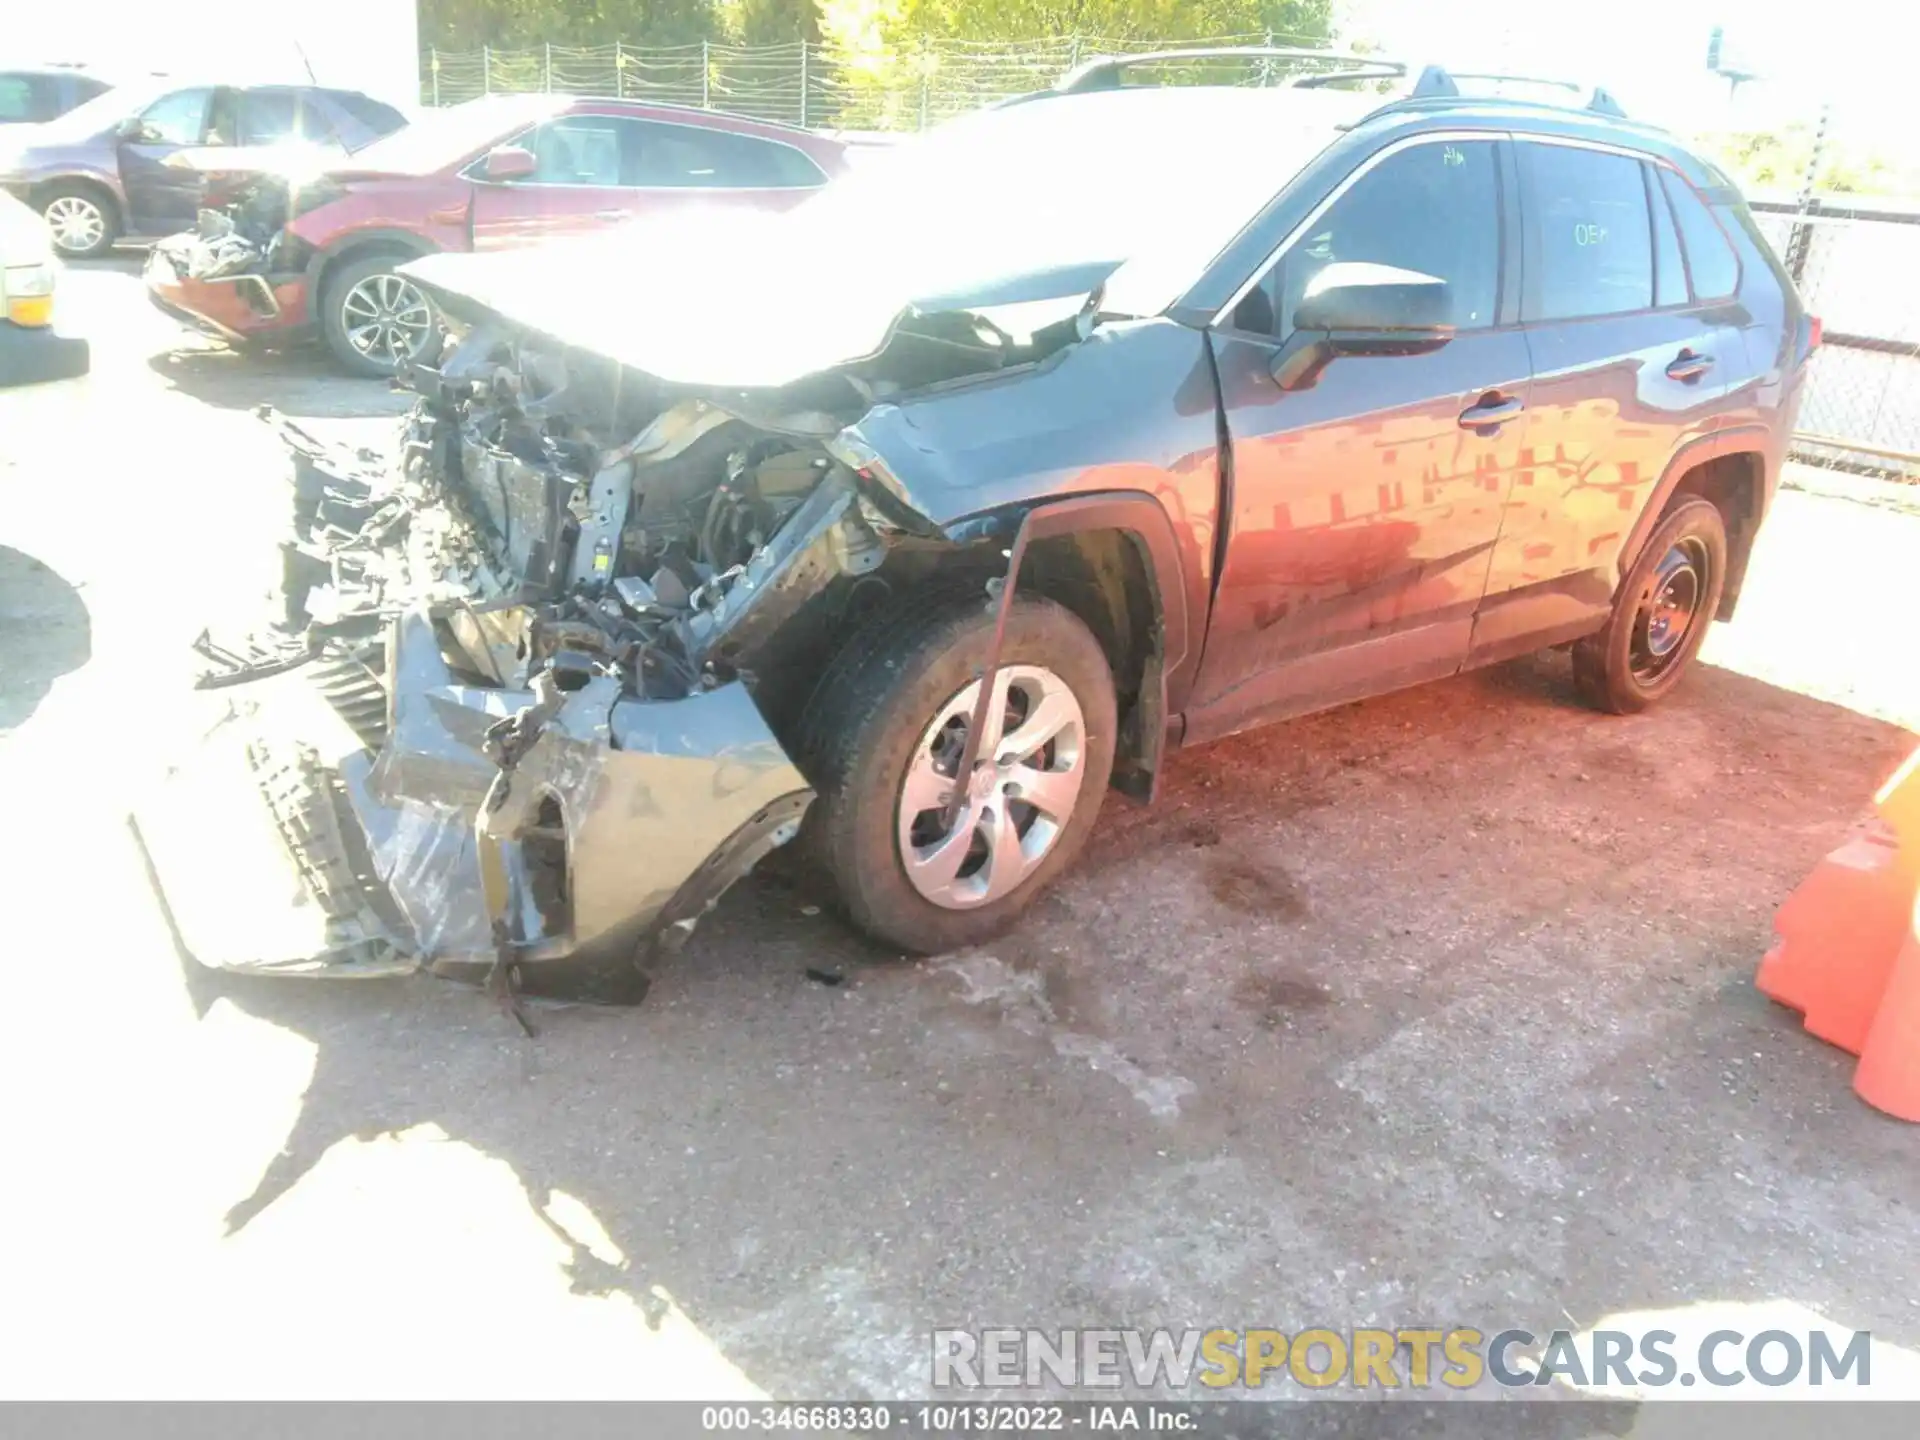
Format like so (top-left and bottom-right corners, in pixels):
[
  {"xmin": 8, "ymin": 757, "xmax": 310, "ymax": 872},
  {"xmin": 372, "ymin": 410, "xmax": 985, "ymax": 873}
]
[{"xmin": 1341, "ymin": 0, "xmax": 1920, "ymax": 152}]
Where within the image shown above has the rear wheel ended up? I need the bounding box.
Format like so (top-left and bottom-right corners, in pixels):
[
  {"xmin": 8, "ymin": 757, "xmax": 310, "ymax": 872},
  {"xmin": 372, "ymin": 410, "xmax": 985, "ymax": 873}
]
[
  {"xmin": 1573, "ymin": 497, "xmax": 1727, "ymax": 713},
  {"xmin": 40, "ymin": 186, "xmax": 117, "ymax": 259},
  {"xmin": 798, "ymin": 593, "xmax": 1117, "ymax": 954},
  {"xmin": 320, "ymin": 255, "xmax": 441, "ymax": 378}
]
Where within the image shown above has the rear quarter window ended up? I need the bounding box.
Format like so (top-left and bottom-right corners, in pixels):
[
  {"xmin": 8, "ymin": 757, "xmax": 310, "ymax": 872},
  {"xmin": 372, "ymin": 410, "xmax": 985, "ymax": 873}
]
[
  {"xmin": 327, "ymin": 91, "xmax": 408, "ymax": 139},
  {"xmin": 1659, "ymin": 168, "xmax": 1741, "ymax": 300}
]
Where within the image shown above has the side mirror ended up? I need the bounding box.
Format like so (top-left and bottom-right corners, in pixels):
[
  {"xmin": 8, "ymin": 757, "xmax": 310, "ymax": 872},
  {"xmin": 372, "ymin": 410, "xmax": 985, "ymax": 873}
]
[
  {"xmin": 1270, "ymin": 261, "xmax": 1455, "ymax": 390},
  {"xmin": 482, "ymin": 145, "xmax": 536, "ymax": 182},
  {"xmin": 114, "ymin": 116, "xmax": 153, "ymax": 142}
]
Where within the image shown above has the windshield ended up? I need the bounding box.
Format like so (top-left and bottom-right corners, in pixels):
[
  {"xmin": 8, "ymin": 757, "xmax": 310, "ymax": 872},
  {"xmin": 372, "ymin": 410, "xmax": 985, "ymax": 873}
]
[
  {"xmin": 779, "ymin": 87, "xmax": 1363, "ymax": 310},
  {"xmin": 342, "ymin": 94, "xmax": 567, "ymax": 174},
  {"xmin": 403, "ymin": 87, "xmax": 1365, "ymax": 388}
]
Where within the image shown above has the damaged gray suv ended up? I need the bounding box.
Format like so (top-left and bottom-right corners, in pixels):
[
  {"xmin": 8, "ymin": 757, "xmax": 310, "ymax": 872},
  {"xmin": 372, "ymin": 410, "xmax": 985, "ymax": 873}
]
[{"xmin": 136, "ymin": 56, "xmax": 1811, "ymax": 1006}]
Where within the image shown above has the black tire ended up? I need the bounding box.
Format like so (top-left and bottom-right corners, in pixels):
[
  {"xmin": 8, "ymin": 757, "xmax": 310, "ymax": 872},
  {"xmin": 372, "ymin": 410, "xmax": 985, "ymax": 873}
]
[
  {"xmin": 1573, "ymin": 497, "xmax": 1728, "ymax": 714},
  {"xmin": 38, "ymin": 184, "xmax": 118, "ymax": 260},
  {"xmin": 319, "ymin": 254, "xmax": 442, "ymax": 378},
  {"xmin": 797, "ymin": 592, "xmax": 1117, "ymax": 954}
]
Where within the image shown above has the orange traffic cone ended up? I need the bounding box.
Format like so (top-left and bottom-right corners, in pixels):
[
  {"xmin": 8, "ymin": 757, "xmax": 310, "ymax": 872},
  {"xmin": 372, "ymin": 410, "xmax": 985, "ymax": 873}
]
[
  {"xmin": 1756, "ymin": 826, "xmax": 1912, "ymax": 1054},
  {"xmin": 1854, "ymin": 899, "xmax": 1920, "ymax": 1121},
  {"xmin": 1758, "ymin": 743, "xmax": 1920, "ymax": 1122}
]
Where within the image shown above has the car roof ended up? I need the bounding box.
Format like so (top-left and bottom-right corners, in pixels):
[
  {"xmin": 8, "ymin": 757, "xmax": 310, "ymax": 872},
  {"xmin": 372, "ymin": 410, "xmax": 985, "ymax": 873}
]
[{"xmin": 1010, "ymin": 81, "xmax": 1725, "ymax": 193}]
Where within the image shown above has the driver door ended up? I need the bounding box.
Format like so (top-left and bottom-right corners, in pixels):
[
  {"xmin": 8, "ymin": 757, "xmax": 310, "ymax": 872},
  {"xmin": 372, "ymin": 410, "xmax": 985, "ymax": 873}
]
[
  {"xmin": 469, "ymin": 114, "xmax": 640, "ymax": 249},
  {"xmin": 1188, "ymin": 135, "xmax": 1533, "ymax": 743},
  {"xmin": 117, "ymin": 85, "xmax": 225, "ymax": 234}
]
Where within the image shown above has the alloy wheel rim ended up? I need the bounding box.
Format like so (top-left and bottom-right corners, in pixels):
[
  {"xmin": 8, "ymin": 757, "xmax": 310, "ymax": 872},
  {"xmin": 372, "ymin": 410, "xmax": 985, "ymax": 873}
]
[
  {"xmin": 896, "ymin": 665, "xmax": 1087, "ymax": 910},
  {"xmin": 341, "ymin": 273, "xmax": 433, "ymax": 365},
  {"xmin": 1630, "ymin": 537, "xmax": 1710, "ymax": 683},
  {"xmin": 44, "ymin": 196, "xmax": 104, "ymax": 253}
]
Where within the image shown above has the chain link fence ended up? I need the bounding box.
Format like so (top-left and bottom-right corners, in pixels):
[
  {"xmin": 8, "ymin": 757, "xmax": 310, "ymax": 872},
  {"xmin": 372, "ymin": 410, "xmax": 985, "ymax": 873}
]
[
  {"xmin": 1750, "ymin": 199, "xmax": 1920, "ymax": 482},
  {"xmin": 419, "ymin": 34, "xmax": 1367, "ymax": 130}
]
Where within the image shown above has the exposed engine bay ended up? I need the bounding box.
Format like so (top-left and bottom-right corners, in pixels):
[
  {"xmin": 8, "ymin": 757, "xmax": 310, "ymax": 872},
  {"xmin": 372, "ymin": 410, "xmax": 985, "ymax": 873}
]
[{"xmin": 140, "ymin": 299, "xmax": 1091, "ymax": 1016}]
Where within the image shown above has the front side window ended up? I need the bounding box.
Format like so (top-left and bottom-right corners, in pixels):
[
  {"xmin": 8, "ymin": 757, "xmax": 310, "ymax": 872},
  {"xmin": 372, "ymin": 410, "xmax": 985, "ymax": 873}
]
[
  {"xmin": 0, "ymin": 76, "xmax": 39, "ymax": 122},
  {"xmin": 135, "ymin": 87, "xmax": 214, "ymax": 145},
  {"xmin": 522, "ymin": 117, "xmax": 625, "ymax": 186},
  {"xmin": 1660, "ymin": 168, "xmax": 1740, "ymax": 300},
  {"xmin": 1520, "ymin": 142, "xmax": 1653, "ymax": 320},
  {"xmin": 1229, "ymin": 140, "xmax": 1501, "ymax": 338}
]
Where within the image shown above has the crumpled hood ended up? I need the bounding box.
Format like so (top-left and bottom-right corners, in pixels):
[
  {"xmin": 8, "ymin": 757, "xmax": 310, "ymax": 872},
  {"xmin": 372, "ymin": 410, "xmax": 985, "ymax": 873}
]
[{"xmin": 402, "ymin": 201, "xmax": 1121, "ymax": 391}]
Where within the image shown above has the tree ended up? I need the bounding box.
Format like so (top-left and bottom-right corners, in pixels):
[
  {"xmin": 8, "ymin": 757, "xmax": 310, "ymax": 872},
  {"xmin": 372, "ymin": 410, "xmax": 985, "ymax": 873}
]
[{"xmin": 420, "ymin": 0, "xmax": 724, "ymax": 50}]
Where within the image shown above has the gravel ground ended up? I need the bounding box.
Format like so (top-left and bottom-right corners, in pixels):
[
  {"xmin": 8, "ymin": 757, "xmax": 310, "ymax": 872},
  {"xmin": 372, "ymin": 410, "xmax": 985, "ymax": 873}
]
[{"xmin": 2, "ymin": 263, "xmax": 1917, "ymax": 1407}]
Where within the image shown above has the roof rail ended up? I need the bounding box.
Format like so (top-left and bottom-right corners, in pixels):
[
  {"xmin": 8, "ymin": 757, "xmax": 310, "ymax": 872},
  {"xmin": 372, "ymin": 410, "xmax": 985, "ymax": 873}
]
[
  {"xmin": 1053, "ymin": 46, "xmax": 1407, "ymax": 95},
  {"xmin": 1403, "ymin": 65, "xmax": 1627, "ymax": 117}
]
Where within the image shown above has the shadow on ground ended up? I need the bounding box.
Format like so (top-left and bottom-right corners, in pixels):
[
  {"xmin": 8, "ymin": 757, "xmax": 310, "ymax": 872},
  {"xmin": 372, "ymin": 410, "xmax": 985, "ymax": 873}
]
[
  {"xmin": 0, "ymin": 546, "xmax": 91, "ymax": 732},
  {"xmin": 146, "ymin": 346, "xmax": 412, "ymax": 420},
  {"xmin": 174, "ymin": 648, "xmax": 1920, "ymax": 1402}
]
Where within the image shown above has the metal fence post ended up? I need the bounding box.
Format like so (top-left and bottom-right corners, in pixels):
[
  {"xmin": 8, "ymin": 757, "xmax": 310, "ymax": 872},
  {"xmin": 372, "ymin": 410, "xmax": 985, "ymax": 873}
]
[
  {"xmin": 615, "ymin": 43, "xmax": 626, "ymax": 99},
  {"xmin": 1785, "ymin": 102, "xmax": 1831, "ymax": 286},
  {"xmin": 1259, "ymin": 30, "xmax": 1274, "ymax": 86},
  {"xmin": 702, "ymin": 39, "xmax": 711, "ymax": 108},
  {"xmin": 429, "ymin": 50, "xmax": 440, "ymax": 107},
  {"xmin": 1068, "ymin": 35, "xmax": 1080, "ymax": 69},
  {"xmin": 918, "ymin": 38, "xmax": 930, "ymax": 131},
  {"xmin": 483, "ymin": 45, "xmax": 492, "ymax": 96},
  {"xmin": 799, "ymin": 42, "xmax": 809, "ymax": 128},
  {"xmin": 545, "ymin": 43, "xmax": 552, "ymax": 93}
]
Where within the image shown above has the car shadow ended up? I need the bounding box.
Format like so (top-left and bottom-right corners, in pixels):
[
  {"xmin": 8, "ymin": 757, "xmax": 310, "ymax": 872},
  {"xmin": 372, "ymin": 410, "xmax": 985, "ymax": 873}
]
[
  {"xmin": 167, "ymin": 649, "xmax": 1920, "ymax": 1401},
  {"xmin": 145, "ymin": 346, "xmax": 413, "ymax": 421},
  {"xmin": 0, "ymin": 546, "xmax": 91, "ymax": 733}
]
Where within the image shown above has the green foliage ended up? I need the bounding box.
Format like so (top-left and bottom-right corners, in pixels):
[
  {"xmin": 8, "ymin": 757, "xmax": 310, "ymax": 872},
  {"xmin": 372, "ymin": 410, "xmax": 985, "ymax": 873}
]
[
  {"xmin": 420, "ymin": 0, "xmax": 725, "ymax": 50},
  {"xmin": 1703, "ymin": 124, "xmax": 1920, "ymax": 199},
  {"xmin": 421, "ymin": 0, "xmax": 1332, "ymax": 49}
]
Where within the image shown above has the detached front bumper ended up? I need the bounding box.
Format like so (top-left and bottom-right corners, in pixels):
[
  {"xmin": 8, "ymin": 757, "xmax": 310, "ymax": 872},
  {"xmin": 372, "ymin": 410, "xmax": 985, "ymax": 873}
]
[
  {"xmin": 144, "ymin": 242, "xmax": 310, "ymax": 346},
  {"xmin": 135, "ymin": 611, "xmax": 813, "ymax": 984}
]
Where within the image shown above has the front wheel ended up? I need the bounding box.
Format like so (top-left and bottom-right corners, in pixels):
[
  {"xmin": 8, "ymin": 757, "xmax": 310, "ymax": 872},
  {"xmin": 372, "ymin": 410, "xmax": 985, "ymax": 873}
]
[
  {"xmin": 320, "ymin": 255, "xmax": 441, "ymax": 378},
  {"xmin": 798, "ymin": 593, "xmax": 1117, "ymax": 954},
  {"xmin": 1574, "ymin": 496, "xmax": 1728, "ymax": 713},
  {"xmin": 40, "ymin": 186, "xmax": 117, "ymax": 259}
]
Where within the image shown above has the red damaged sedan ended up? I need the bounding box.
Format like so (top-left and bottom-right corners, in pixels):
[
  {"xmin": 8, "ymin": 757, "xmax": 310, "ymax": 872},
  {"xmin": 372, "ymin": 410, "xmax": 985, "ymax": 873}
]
[{"xmin": 146, "ymin": 94, "xmax": 848, "ymax": 375}]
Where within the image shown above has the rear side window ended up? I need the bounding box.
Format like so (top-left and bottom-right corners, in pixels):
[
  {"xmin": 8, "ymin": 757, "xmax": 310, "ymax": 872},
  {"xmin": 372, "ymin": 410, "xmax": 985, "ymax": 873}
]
[
  {"xmin": 625, "ymin": 122, "xmax": 826, "ymax": 189},
  {"xmin": 1520, "ymin": 142, "xmax": 1652, "ymax": 320},
  {"xmin": 239, "ymin": 89, "xmax": 301, "ymax": 144},
  {"xmin": 1647, "ymin": 164, "xmax": 1688, "ymax": 308},
  {"xmin": 1659, "ymin": 169, "xmax": 1740, "ymax": 300},
  {"xmin": 1231, "ymin": 139, "xmax": 1501, "ymax": 338}
]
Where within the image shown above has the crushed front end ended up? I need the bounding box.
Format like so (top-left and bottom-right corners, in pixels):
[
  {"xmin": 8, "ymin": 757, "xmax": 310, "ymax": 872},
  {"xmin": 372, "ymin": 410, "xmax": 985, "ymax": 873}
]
[
  {"xmin": 135, "ymin": 321, "xmax": 915, "ymax": 992},
  {"xmin": 146, "ymin": 177, "xmax": 314, "ymax": 345}
]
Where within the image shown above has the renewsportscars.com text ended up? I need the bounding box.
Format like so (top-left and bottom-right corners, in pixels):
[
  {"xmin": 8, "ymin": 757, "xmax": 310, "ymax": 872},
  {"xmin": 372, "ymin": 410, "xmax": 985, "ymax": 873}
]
[{"xmin": 932, "ymin": 1326, "xmax": 1874, "ymax": 1391}]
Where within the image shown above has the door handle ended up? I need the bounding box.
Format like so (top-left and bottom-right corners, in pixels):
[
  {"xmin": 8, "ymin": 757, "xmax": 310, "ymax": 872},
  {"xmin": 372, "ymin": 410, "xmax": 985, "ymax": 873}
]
[
  {"xmin": 1666, "ymin": 350, "xmax": 1714, "ymax": 382},
  {"xmin": 1458, "ymin": 394, "xmax": 1524, "ymax": 433}
]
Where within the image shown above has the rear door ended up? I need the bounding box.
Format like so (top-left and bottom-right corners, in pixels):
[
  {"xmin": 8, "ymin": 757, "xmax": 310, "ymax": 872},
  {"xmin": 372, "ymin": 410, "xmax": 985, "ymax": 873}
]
[
  {"xmin": 469, "ymin": 114, "xmax": 827, "ymax": 249},
  {"xmin": 117, "ymin": 85, "xmax": 220, "ymax": 233},
  {"xmin": 1189, "ymin": 135, "xmax": 1533, "ymax": 741},
  {"xmin": 1472, "ymin": 138, "xmax": 1740, "ymax": 658}
]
